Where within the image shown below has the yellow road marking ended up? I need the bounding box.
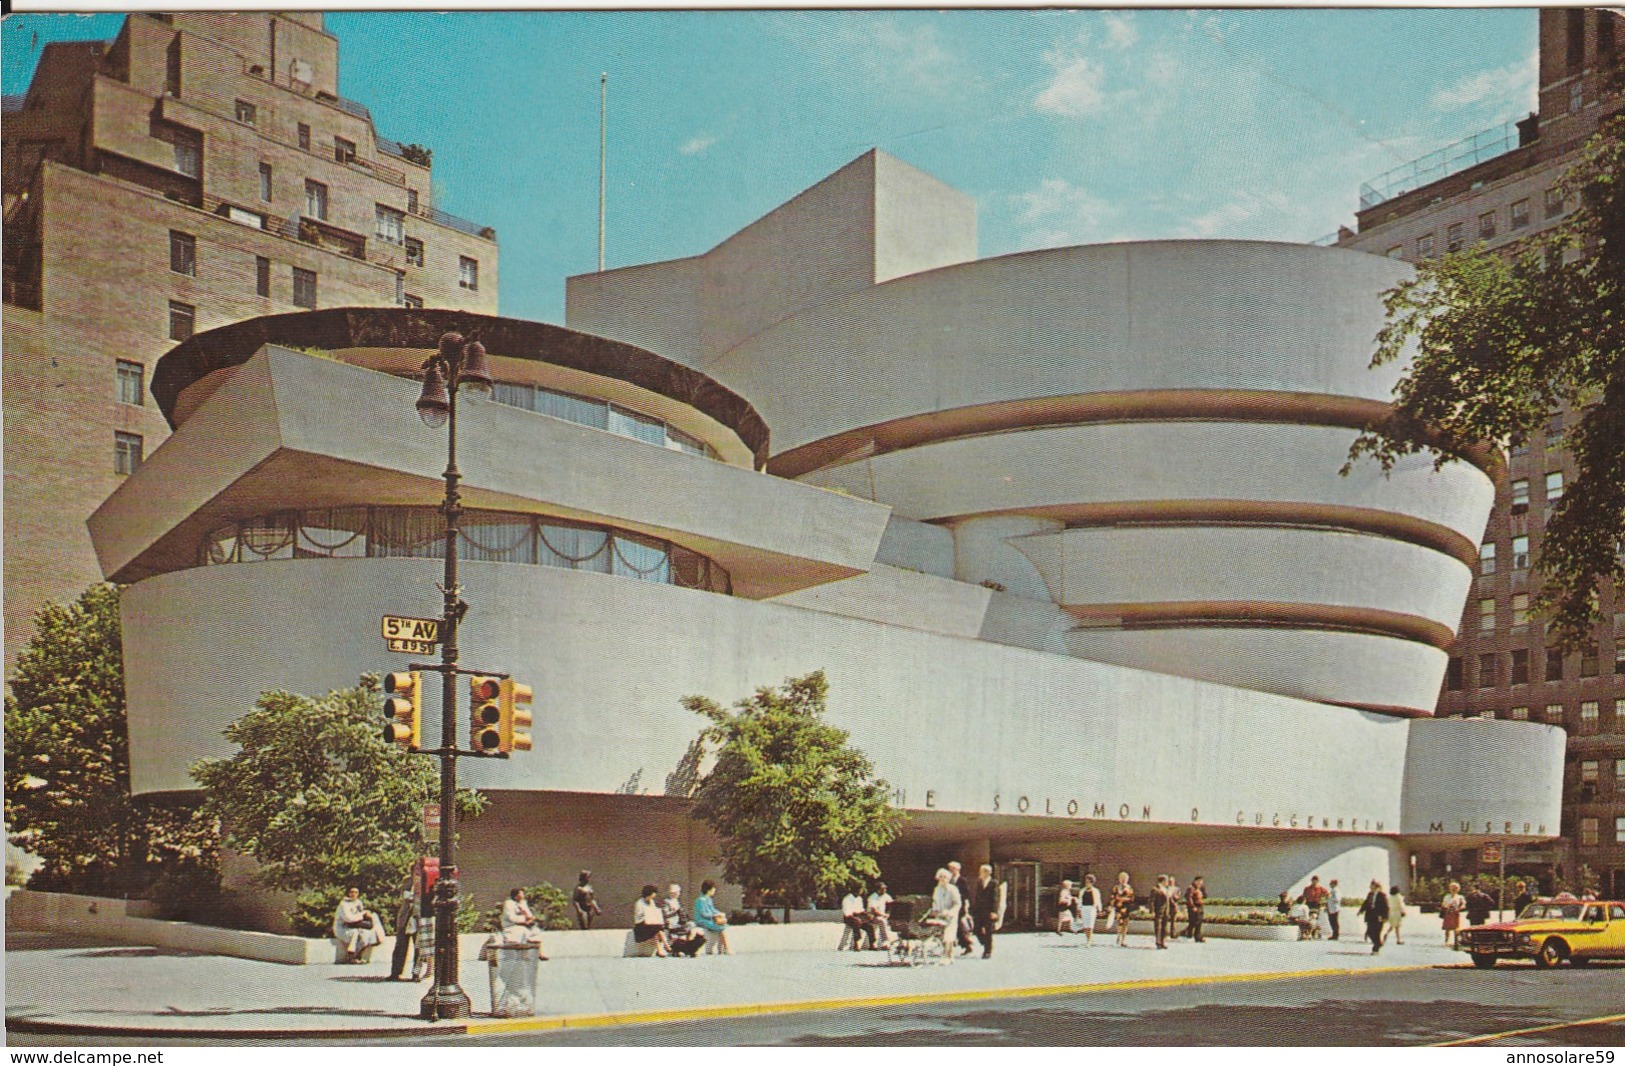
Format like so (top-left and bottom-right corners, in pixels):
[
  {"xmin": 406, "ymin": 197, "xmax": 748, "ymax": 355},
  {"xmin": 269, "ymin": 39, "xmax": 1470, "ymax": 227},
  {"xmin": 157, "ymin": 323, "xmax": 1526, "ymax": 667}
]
[
  {"xmin": 1431, "ymin": 1012, "xmax": 1625, "ymax": 1047},
  {"xmin": 466, "ymin": 962, "xmax": 1437, "ymax": 1036}
]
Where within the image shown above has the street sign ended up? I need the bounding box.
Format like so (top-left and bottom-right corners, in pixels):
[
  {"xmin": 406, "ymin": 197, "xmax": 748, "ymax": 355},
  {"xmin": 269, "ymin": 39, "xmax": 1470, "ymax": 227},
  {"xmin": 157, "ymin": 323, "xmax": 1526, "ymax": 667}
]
[
  {"xmin": 1481, "ymin": 842, "xmax": 1502, "ymax": 864},
  {"xmin": 423, "ymin": 803, "xmax": 441, "ymax": 838},
  {"xmin": 383, "ymin": 615, "xmax": 440, "ymax": 655}
]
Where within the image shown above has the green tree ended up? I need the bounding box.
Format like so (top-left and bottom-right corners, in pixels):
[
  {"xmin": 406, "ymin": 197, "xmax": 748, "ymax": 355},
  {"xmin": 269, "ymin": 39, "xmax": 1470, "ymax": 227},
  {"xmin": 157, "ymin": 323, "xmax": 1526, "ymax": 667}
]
[
  {"xmin": 682, "ymin": 671, "xmax": 904, "ymax": 921},
  {"xmin": 4, "ymin": 584, "xmax": 218, "ymax": 897},
  {"xmin": 1346, "ymin": 113, "xmax": 1624, "ymax": 649},
  {"xmin": 191, "ymin": 676, "xmax": 486, "ymax": 935}
]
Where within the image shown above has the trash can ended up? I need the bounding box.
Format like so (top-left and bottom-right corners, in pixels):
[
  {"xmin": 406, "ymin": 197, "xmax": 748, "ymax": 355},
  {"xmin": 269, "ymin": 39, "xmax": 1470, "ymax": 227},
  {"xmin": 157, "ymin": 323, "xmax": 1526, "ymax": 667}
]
[{"xmin": 483, "ymin": 939, "xmax": 540, "ymax": 1018}]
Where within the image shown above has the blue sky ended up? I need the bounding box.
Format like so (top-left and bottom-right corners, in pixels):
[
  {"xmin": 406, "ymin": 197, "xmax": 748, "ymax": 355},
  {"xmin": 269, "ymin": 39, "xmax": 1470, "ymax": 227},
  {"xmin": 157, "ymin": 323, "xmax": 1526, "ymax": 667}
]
[{"xmin": 3, "ymin": 9, "xmax": 1538, "ymax": 324}]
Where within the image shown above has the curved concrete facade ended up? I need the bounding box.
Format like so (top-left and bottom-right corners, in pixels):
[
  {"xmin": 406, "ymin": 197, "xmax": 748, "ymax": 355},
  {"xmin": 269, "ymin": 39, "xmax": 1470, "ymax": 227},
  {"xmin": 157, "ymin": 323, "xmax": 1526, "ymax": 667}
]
[{"xmin": 95, "ymin": 153, "xmax": 1559, "ymax": 919}]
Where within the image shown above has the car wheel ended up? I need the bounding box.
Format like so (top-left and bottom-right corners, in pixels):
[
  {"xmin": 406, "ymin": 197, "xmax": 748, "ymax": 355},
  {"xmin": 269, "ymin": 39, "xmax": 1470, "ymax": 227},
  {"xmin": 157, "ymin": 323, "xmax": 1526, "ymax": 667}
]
[
  {"xmin": 1534, "ymin": 938, "xmax": 1567, "ymax": 969},
  {"xmin": 1470, "ymin": 954, "xmax": 1497, "ymax": 969}
]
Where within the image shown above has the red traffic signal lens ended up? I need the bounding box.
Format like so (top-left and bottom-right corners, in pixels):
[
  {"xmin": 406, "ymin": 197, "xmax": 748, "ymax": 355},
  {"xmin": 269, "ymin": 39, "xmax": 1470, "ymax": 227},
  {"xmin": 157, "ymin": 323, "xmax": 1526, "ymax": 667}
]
[{"xmin": 470, "ymin": 677, "xmax": 501, "ymax": 701}]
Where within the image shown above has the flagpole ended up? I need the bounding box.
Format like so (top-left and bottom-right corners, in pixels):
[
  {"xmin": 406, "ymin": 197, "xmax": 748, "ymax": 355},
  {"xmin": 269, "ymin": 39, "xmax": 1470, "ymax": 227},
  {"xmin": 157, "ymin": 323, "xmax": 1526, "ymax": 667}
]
[{"xmin": 599, "ymin": 72, "xmax": 607, "ymax": 273}]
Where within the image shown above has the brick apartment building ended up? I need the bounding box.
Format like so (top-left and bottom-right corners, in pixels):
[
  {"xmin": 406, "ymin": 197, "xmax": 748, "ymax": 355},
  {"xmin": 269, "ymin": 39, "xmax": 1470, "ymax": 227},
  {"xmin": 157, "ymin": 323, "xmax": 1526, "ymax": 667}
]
[
  {"xmin": 2, "ymin": 12, "xmax": 500, "ymax": 673},
  {"xmin": 1338, "ymin": 8, "xmax": 1624, "ymax": 897}
]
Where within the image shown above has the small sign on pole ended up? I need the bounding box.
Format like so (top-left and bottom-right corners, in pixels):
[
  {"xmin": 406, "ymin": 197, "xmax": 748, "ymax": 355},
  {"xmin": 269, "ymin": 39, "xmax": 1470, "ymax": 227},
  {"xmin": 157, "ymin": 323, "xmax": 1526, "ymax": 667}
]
[
  {"xmin": 383, "ymin": 615, "xmax": 441, "ymax": 655},
  {"xmin": 1480, "ymin": 842, "xmax": 1502, "ymax": 865},
  {"xmin": 423, "ymin": 803, "xmax": 441, "ymax": 838}
]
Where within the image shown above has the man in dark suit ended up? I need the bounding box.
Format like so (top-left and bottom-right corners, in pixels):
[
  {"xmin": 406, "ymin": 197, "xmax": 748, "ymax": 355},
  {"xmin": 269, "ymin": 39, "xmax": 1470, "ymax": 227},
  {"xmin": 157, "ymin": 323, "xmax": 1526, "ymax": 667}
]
[
  {"xmin": 1511, "ymin": 880, "xmax": 1536, "ymax": 918},
  {"xmin": 1150, "ymin": 875, "xmax": 1171, "ymax": 949},
  {"xmin": 1357, "ymin": 879, "xmax": 1390, "ymax": 954},
  {"xmin": 946, "ymin": 861, "xmax": 974, "ymax": 956},
  {"xmin": 1184, "ymin": 876, "xmax": 1207, "ymax": 942},
  {"xmin": 388, "ymin": 885, "xmax": 418, "ymax": 981},
  {"xmin": 1465, "ymin": 883, "xmax": 1495, "ymax": 926},
  {"xmin": 968, "ymin": 864, "xmax": 1004, "ymax": 958}
]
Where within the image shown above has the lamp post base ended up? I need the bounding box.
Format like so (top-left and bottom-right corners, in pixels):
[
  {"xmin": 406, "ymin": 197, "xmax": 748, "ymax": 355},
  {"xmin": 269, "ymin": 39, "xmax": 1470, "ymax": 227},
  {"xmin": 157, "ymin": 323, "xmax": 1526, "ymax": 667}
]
[{"xmin": 420, "ymin": 984, "xmax": 473, "ymax": 1021}]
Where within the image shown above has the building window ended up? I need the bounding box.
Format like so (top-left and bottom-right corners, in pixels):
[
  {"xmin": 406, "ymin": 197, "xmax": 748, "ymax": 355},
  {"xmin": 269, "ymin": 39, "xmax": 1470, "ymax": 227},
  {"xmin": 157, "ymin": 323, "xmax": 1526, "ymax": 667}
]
[
  {"xmin": 259, "ymin": 162, "xmax": 273, "ymax": 202},
  {"xmin": 234, "ymin": 99, "xmax": 256, "ymax": 126},
  {"xmin": 403, "ymin": 293, "xmax": 424, "ymax": 309},
  {"xmin": 459, "ymin": 256, "xmax": 479, "ymax": 290},
  {"xmin": 1510, "ymin": 198, "xmax": 1530, "ymax": 229},
  {"xmin": 1545, "ymin": 702, "xmax": 1565, "ymax": 723},
  {"xmin": 1545, "ymin": 187, "xmax": 1565, "ymax": 219},
  {"xmin": 168, "ymin": 300, "xmax": 194, "ymax": 341},
  {"xmin": 293, "ymin": 268, "xmax": 317, "ymax": 309},
  {"xmin": 1581, "ymin": 644, "xmax": 1600, "ymax": 678},
  {"xmin": 1617, "ymin": 757, "xmax": 1625, "ymax": 784},
  {"xmin": 1546, "ymin": 648, "xmax": 1564, "ymax": 683},
  {"xmin": 1417, "ymin": 233, "xmax": 1435, "ymax": 258},
  {"xmin": 1446, "ymin": 657, "xmax": 1463, "ymax": 691},
  {"xmin": 1582, "ymin": 759, "xmax": 1600, "ymax": 784},
  {"xmin": 1580, "ymin": 817, "xmax": 1598, "ymax": 848},
  {"xmin": 169, "ymin": 230, "xmax": 196, "ymax": 276},
  {"xmin": 1478, "ymin": 210, "xmax": 1497, "ymax": 240},
  {"xmin": 1478, "ymin": 653, "xmax": 1498, "ymax": 688},
  {"xmin": 407, "ymin": 189, "xmax": 419, "ymax": 214},
  {"xmin": 1446, "ymin": 221, "xmax": 1465, "ymax": 252},
  {"xmin": 304, "ymin": 180, "xmax": 328, "ymax": 222},
  {"xmin": 114, "ymin": 432, "xmax": 143, "ymax": 476},
  {"xmin": 1511, "ymin": 479, "xmax": 1529, "ymax": 512},
  {"xmin": 334, "ymin": 136, "xmax": 356, "ymax": 165},
  {"xmin": 1512, "ymin": 593, "xmax": 1530, "ymax": 629},
  {"xmin": 1547, "ymin": 411, "xmax": 1565, "ymax": 445},
  {"xmin": 1580, "ymin": 700, "xmax": 1600, "ymax": 732},
  {"xmin": 1480, "ymin": 542, "xmax": 1497, "ymax": 575},
  {"xmin": 1513, "ymin": 535, "xmax": 1530, "ymax": 570},
  {"xmin": 1617, "ymin": 817, "xmax": 1625, "ymax": 844},
  {"xmin": 116, "ymin": 360, "xmax": 144, "ymax": 406},
  {"xmin": 255, "ymin": 255, "xmax": 271, "ymax": 297},
  {"xmin": 1569, "ymin": 82, "xmax": 1585, "ymax": 113},
  {"xmin": 1546, "ymin": 471, "xmax": 1565, "ymax": 502},
  {"xmin": 1510, "ymin": 438, "xmax": 1528, "ymax": 457},
  {"xmin": 1617, "ymin": 697, "xmax": 1625, "ymax": 723},
  {"xmin": 376, "ymin": 205, "xmax": 405, "ymax": 245},
  {"xmin": 405, "ymin": 237, "xmax": 424, "ymax": 267},
  {"xmin": 1510, "ymin": 705, "xmax": 1529, "ymax": 721},
  {"xmin": 1385, "ymin": 245, "xmax": 1403, "ymax": 259},
  {"xmin": 1511, "ymin": 648, "xmax": 1530, "ymax": 685},
  {"xmin": 1479, "ymin": 597, "xmax": 1496, "ymax": 631},
  {"xmin": 298, "ymin": 123, "xmax": 311, "ymax": 151}
]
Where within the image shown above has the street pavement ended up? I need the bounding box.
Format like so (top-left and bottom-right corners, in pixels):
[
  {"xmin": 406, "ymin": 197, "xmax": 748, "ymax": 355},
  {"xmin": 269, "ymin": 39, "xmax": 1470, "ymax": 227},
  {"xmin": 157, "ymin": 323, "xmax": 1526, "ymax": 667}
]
[{"xmin": 5, "ymin": 913, "xmax": 1496, "ymax": 1041}]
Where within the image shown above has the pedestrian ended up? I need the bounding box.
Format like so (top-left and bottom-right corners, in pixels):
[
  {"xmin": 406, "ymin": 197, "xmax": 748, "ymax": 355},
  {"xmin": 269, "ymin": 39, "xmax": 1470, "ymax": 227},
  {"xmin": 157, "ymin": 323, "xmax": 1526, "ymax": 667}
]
[
  {"xmin": 1184, "ymin": 875, "xmax": 1206, "ymax": 943},
  {"xmin": 1151, "ymin": 875, "xmax": 1170, "ymax": 948},
  {"xmin": 1440, "ymin": 881, "xmax": 1466, "ymax": 947},
  {"xmin": 1511, "ymin": 880, "xmax": 1535, "ymax": 918},
  {"xmin": 1357, "ymin": 879, "xmax": 1390, "ymax": 954},
  {"xmin": 1055, "ymin": 880, "xmax": 1075, "ymax": 935},
  {"xmin": 1302, "ymin": 875, "xmax": 1329, "ymax": 928},
  {"xmin": 1277, "ymin": 890, "xmax": 1293, "ymax": 916},
  {"xmin": 946, "ymin": 861, "xmax": 974, "ymax": 957},
  {"xmin": 840, "ymin": 884, "xmax": 873, "ymax": 951},
  {"xmin": 693, "ymin": 879, "xmax": 731, "ymax": 955},
  {"xmin": 662, "ymin": 883, "xmax": 706, "ymax": 957},
  {"xmin": 1326, "ymin": 879, "xmax": 1342, "ymax": 940},
  {"xmin": 571, "ymin": 870, "xmax": 603, "ymax": 930},
  {"xmin": 1110, "ymin": 872, "xmax": 1135, "ymax": 947},
  {"xmin": 632, "ymin": 884, "xmax": 670, "ymax": 957},
  {"xmin": 1077, "ymin": 874, "xmax": 1102, "ymax": 946},
  {"xmin": 927, "ymin": 868, "xmax": 963, "ymax": 965},
  {"xmin": 969, "ymin": 864, "xmax": 1004, "ymax": 958},
  {"xmin": 389, "ymin": 883, "xmax": 418, "ymax": 981},
  {"xmin": 868, "ymin": 881, "xmax": 894, "ymax": 947},
  {"xmin": 501, "ymin": 888, "xmax": 548, "ymax": 958},
  {"xmin": 333, "ymin": 886, "xmax": 383, "ymax": 963},
  {"xmin": 1166, "ymin": 876, "xmax": 1181, "ymax": 941},
  {"xmin": 1465, "ymin": 883, "xmax": 1494, "ymax": 926},
  {"xmin": 1385, "ymin": 885, "xmax": 1406, "ymax": 945}
]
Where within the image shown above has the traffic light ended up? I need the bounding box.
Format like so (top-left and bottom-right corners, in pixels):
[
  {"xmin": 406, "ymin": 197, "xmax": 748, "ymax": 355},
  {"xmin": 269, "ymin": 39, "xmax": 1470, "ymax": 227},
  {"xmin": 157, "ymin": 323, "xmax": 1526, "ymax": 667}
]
[
  {"xmin": 469, "ymin": 676, "xmax": 502, "ymax": 754},
  {"xmin": 498, "ymin": 678, "xmax": 533, "ymax": 754},
  {"xmin": 382, "ymin": 671, "xmax": 421, "ymax": 749}
]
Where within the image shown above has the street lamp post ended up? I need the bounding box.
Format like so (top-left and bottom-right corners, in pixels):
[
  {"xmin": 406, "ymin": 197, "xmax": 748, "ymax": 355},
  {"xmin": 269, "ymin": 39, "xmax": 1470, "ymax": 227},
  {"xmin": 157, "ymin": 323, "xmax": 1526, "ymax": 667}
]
[{"xmin": 414, "ymin": 331, "xmax": 492, "ymax": 1022}]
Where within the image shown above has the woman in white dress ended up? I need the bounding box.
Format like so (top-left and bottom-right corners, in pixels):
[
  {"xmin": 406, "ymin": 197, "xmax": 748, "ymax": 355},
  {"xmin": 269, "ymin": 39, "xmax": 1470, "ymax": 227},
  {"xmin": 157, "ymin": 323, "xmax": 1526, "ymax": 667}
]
[
  {"xmin": 1077, "ymin": 873, "xmax": 1102, "ymax": 946},
  {"xmin": 333, "ymin": 887, "xmax": 384, "ymax": 962},
  {"xmin": 1055, "ymin": 881, "xmax": 1075, "ymax": 935},
  {"xmin": 927, "ymin": 868, "xmax": 962, "ymax": 964}
]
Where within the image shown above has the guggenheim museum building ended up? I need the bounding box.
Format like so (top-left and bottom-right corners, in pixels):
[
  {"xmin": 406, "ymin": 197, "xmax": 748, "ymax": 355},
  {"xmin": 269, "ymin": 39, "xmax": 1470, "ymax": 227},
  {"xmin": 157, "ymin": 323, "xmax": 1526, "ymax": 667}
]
[{"xmin": 92, "ymin": 151, "xmax": 1565, "ymax": 925}]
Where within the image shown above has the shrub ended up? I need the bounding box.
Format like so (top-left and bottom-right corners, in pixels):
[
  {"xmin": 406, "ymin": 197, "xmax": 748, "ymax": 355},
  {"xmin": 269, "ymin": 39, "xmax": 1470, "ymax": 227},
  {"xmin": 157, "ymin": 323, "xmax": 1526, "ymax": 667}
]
[{"xmin": 478, "ymin": 883, "xmax": 573, "ymax": 933}]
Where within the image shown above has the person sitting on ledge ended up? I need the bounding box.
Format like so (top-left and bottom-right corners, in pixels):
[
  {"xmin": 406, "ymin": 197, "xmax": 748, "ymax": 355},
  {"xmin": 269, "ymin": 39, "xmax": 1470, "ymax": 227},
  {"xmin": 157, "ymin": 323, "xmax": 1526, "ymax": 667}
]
[
  {"xmin": 661, "ymin": 883, "xmax": 706, "ymax": 957},
  {"xmin": 501, "ymin": 888, "xmax": 548, "ymax": 959},
  {"xmin": 333, "ymin": 886, "xmax": 383, "ymax": 963},
  {"xmin": 633, "ymin": 885, "xmax": 670, "ymax": 957}
]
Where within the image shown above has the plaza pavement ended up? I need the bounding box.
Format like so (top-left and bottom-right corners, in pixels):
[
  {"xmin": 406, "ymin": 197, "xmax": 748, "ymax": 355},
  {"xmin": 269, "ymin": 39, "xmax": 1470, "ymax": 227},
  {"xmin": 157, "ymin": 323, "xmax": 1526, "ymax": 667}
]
[{"xmin": 5, "ymin": 912, "xmax": 1475, "ymax": 1039}]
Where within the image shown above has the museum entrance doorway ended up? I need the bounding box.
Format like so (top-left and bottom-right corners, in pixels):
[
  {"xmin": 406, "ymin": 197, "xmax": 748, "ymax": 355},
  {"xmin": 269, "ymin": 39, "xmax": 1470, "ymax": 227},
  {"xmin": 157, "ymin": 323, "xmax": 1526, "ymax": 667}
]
[{"xmin": 1003, "ymin": 861, "xmax": 1039, "ymax": 929}]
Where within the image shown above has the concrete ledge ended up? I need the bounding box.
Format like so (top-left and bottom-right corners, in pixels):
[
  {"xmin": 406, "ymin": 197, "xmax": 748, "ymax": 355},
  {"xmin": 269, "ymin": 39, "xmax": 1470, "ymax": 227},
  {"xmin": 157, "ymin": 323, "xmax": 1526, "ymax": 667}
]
[{"xmin": 8, "ymin": 891, "xmax": 848, "ymax": 965}]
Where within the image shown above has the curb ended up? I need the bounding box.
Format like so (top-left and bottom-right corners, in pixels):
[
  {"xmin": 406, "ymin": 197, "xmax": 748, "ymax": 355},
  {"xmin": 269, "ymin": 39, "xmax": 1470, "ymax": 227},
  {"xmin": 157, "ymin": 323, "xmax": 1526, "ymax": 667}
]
[{"xmin": 7, "ymin": 962, "xmax": 1456, "ymax": 1041}]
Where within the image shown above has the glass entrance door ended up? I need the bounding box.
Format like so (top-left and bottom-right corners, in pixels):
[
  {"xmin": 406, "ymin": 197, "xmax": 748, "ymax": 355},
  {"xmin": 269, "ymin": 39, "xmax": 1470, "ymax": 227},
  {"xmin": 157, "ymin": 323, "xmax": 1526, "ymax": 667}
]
[{"xmin": 1004, "ymin": 861, "xmax": 1039, "ymax": 929}]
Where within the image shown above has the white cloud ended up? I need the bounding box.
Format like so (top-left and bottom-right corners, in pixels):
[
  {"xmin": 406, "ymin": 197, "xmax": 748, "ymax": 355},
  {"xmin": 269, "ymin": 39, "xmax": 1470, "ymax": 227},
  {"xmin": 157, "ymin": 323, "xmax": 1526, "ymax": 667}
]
[
  {"xmin": 1035, "ymin": 40, "xmax": 1107, "ymax": 118},
  {"xmin": 1430, "ymin": 51, "xmax": 1539, "ymax": 113},
  {"xmin": 1011, "ymin": 177, "xmax": 1114, "ymax": 247},
  {"xmin": 1102, "ymin": 12, "xmax": 1138, "ymax": 51},
  {"xmin": 679, "ymin": 132, "xmax": 717, "ymax": 156}
]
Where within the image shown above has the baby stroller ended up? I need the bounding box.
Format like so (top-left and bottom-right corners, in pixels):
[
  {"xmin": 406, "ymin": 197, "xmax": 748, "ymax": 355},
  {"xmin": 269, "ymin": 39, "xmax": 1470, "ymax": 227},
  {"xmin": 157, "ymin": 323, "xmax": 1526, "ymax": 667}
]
[
  {"xmin": 1290, "ymin": 902, "xmax": 1321, "ymax": 940},
  {"xmin": 887, "ymin": 901, "xmax": 953, "ymax": 966}
]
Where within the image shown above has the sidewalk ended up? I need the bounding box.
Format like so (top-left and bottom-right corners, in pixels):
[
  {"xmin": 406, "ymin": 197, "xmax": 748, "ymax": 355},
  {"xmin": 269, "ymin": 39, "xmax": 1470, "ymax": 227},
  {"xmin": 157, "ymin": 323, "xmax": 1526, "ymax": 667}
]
[{"xmin": 5, "ymin": 915, "xmax": 1468, "ymax": 1039}]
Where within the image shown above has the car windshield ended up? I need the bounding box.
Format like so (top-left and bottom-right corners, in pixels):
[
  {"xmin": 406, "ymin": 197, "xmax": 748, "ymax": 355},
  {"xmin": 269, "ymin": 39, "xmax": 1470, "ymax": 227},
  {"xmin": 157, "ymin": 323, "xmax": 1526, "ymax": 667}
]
[{"xmin": 1519, "ymin": 904, "xmax": 1583, "ymax": 920}]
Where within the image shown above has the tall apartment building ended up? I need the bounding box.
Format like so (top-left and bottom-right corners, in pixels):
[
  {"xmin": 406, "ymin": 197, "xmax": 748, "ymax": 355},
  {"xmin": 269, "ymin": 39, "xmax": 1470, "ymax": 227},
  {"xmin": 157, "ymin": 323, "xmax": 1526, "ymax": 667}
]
[
  {"xmin": 1338, "ymin": 8, "xmax": 1624, "ymax": 897},
  {"xmin": 2, "ymin": 12, "xmax": 500, "ymax": 673}
]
